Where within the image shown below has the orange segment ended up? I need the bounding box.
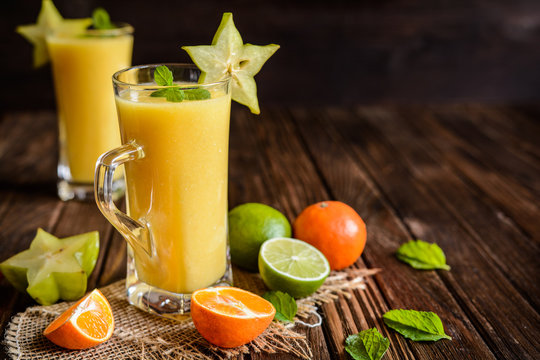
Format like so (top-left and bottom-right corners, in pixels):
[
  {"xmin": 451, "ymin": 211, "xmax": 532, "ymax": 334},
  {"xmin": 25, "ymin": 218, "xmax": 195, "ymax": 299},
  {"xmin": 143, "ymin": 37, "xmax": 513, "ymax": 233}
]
[
  {"xmin": 43, "ymin": 289, "xmax": 114, "ymax": 349},
  {"xmin": 191, "ymin": 287, "xmax": 275, "ymax": 348}
]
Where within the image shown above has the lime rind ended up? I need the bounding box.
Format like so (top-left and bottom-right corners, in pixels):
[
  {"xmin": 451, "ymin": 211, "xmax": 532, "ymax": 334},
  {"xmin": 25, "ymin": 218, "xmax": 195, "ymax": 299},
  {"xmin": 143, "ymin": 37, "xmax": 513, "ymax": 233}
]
[
  {"xmin": 182, "ymin": 12, "xmax": 279, "ymax": 114},
  {"xmin": 228, "ymin": 203, "xmax": 291, "ymax": 272},
  {"xmin": 260, "ymin": 238, "xmax": 330, "ymax": 281}
]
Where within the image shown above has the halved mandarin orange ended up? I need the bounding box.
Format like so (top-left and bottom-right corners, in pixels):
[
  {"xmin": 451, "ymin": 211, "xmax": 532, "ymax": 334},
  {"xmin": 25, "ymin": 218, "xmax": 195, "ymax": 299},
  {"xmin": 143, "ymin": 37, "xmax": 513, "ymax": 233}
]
[
  {"xmin": 43, "ymin": 289, "xmax": 114, "ymax": 350},
  {"xmin": 191, "ymin": 287, "xmax": 276, "ymax": 348}
]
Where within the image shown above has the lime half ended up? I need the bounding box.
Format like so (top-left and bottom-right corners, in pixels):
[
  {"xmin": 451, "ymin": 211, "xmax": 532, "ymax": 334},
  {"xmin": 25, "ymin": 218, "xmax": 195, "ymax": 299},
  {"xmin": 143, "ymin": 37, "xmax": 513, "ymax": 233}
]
[
  {"xmin": 259, "ymin": 237, "xmax": 330, "ymax": 298},
  {"xmin": 229, "ymin": 203, "xmax": 291, "ymax": 272}
]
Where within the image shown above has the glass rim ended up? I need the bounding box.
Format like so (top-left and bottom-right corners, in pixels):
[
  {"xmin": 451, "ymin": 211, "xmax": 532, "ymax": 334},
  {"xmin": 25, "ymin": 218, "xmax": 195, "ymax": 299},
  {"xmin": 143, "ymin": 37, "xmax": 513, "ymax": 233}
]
[
  {"xmin": 84, "ymin": 23, "xmax": 134, "ymax": 37},
  {"xmin": 112, "ymin": 63, "xmax": 232, "ymax": 89},
  {"xmin": 47, "ymin": 23, "xmax": 134, "ymax": 39}
]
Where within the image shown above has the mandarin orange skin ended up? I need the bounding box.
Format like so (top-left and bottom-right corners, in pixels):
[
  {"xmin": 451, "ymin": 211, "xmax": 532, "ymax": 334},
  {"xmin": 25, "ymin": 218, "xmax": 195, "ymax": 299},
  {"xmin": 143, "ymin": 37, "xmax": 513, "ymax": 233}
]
[
  {"xmin": 293, "ymin": 201, "xmax": 366, "ymax": 270},
  {"xmin": 191, "ymin": 287, "xmax": 275, "ymax": 348},
  {"xmin": 43, "ymin": 289, "xmax": 114, "ymax": 350}
]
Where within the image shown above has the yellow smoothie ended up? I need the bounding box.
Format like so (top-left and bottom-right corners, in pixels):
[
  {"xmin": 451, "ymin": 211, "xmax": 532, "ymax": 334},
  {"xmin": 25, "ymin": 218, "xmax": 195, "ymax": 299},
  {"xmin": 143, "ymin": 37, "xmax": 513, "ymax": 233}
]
[
  {"xmin": 47, "ymin": 30, "xmax": 133, "ymax": 183},
  {"xmin": 115, "ymin": 91, "xmax": 231, "ymax": 294}
]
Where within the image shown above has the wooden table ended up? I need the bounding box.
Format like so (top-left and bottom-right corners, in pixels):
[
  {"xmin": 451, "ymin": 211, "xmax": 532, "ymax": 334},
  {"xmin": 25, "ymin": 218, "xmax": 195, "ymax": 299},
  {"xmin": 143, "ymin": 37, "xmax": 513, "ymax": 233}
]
[{"xmin": 1, "ymin": 104, "xmax": 539, "ymax": 359}]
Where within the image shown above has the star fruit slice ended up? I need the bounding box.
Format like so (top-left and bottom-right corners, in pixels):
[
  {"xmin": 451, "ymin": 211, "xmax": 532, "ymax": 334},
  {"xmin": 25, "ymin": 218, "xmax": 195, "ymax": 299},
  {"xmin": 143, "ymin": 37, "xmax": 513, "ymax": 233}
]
[
  {"xmin": 0, "ymin": 229, "xmax": 99, "ymax": 305},
  {"xmin": 16, "ymin": 0, "xmax": 91, "ymax": 68},
  {"xmin": 182, "ymin": 13, "xmax": 279, "ymax": 114}
]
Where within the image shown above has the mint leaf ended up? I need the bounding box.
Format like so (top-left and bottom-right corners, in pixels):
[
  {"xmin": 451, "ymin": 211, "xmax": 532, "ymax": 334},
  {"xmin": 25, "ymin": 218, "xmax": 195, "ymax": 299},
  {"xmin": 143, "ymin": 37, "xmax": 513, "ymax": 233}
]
[
  {"xmin": 263, "ymin": 290, "xmax": 297, "ymax": 322},
  {"xmin": 150, "ymin": 66, "xmax": 185, "ymax": 102},
  {"xmin": 345, "ymin": 328, "xmax": 389, "ymax": 360},
  {"xmin": 150, "ymin": 89, "xmax": 169, "ymax": 98},
  {"xmin": 184, "ymin": 89, "xmax": 211, "ymax": 100},
  {"xmin": 396, "ymin": 239, "xmax": 450, "ymax": 270},
  {"xmin": 165, "ymin": 88, "xmax": 185, "ymax": 102},
  {"xmin": 154, "ymin": 65, "xmax": 174, "ymax": 86},
  {"xmin": 92, "ymin": 7, "xmax": 115, "ymax": 30},
  {"xmin": 383, "ymin": 309, "xmax": 452, "ymax": 341}
]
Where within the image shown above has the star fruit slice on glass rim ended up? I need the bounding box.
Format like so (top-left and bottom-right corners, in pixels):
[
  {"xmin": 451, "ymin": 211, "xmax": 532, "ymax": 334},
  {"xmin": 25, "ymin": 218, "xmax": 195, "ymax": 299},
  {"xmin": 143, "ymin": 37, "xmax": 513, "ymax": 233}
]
[
  {"xmin": 0, "ymin": 228, "xmax": 99, "ymax": 306},
  {"xmin": 16, "ymin": 0, "xmax": 91, "ymax": 68},
  {"xmin": 182, "ymin": 12, "xmax": 280, "ymax": 114}
]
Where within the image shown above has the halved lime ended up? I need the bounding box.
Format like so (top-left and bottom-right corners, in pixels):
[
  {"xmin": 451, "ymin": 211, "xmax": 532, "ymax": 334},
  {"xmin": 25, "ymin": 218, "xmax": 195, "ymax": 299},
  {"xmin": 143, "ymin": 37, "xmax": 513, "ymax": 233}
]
[
  {"xmin": 0, "ymin": 228, "xmax": 99, "ymax": 305},
  {"xmin": 259, "ymin": 237, "xmax": 330, "ymax": 298},
  {"xmin": 229, "ymin": 203, "xmax": 291, "ymax": 272}
]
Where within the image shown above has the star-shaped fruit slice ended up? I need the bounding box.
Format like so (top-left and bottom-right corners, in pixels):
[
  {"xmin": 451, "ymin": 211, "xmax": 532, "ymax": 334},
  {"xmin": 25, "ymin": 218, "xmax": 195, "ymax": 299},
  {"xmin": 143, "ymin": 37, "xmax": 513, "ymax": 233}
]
[
  {"xmin": 182, "ymin": 12, "xmax": 279, "ymax": 114},
  {"xmin": 0, "ymin": 229, "xmax": 99, "ymax": 305},
  {"xmin": 16, "ymin": 0, "xmax": 91, "ymax": 68}
]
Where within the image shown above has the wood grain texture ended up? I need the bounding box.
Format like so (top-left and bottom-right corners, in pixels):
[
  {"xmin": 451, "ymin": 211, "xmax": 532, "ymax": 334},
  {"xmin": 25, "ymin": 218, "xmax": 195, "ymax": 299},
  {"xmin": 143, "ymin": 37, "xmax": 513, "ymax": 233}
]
[
  {"xmin": 290, "ymin": 107, "xmax": 496, "ymax": 359},
  {"xmin": 1, "ymin": 105, "xmax": 540, "ymax": 359},
  {"xmin": 320, "ymin": 106, "xmax": 540, "ymax": 359}
]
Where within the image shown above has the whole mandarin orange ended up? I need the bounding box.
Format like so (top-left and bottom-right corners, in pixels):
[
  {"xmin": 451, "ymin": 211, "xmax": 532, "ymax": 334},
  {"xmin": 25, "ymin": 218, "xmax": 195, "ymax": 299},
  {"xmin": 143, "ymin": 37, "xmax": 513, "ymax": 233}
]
[{"xmin": 293, "ymin": 201, "xmax": 366, "ymax": 270}]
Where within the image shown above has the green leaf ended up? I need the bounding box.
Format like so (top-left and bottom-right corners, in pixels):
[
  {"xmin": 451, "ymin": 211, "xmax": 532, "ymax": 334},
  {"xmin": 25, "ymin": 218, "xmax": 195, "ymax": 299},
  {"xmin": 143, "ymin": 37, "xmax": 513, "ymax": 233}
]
[
  {"xmin": 383, "ymin": 309, "xmax": 452, "ymax": 341},
  {"xmin": 154, "ymin": 65, "xmax": 174, "ymax": 86},
  {"xmin": 150, "ymin": 88, "xmax": 184, "ymax": 102},
  {"xmin": 150, "ymin": 88, "xmax": 170, "ymax": 98},
  {"xmin": 92, "ymin": 7, "xmax": 115, "ymax": 30},
  {"xmin": 345, "ymin": 328, "xmax": 389, "ymax": 360},
  {"xmin": 165, "ymin": 88, "xmax": 185, "ymax": 102},
  {"xmin": 263, "ymin": 290, "xmax": 297, "ymax": 322},
  {"xmin": 396, "ymin": 239, "xmax": 450, "ymax": 270},
  {"xmin": 184, "ymin": 88, "xmax": 211, "ymax": 100},
  {"xmin": 150, "ymin": 66, "xmax": 186, "ymax": 103}
]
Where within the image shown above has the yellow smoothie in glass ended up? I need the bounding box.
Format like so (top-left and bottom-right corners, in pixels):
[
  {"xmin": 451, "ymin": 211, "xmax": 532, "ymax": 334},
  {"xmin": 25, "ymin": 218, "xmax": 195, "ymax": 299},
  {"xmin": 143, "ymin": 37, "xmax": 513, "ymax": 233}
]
[
  {"xmin": 115, "ymin": 91, "xmax": 231, "ymax": 294},
  {"xmin": 47, "ymin": 29, "xmax": 133, "ymax": 183}
]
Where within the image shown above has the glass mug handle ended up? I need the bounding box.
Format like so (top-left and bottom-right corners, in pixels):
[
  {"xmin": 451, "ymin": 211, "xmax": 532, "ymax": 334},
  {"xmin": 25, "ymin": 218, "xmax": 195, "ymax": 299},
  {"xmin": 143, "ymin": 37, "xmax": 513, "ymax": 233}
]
[{"xmin": 94, "ymin": 141, "xmax": 153, "ymax": 256}]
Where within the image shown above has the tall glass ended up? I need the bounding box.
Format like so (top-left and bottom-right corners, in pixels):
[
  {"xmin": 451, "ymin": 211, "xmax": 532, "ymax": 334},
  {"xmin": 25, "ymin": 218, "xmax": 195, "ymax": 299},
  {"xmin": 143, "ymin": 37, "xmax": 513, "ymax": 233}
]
[
  {"xmin": 95, "ymin": 64, "xmax": 233, "ymax": 318},
  {"xmin": 47, "ymin": 24, "xmax": 133, "ymax": 201}
]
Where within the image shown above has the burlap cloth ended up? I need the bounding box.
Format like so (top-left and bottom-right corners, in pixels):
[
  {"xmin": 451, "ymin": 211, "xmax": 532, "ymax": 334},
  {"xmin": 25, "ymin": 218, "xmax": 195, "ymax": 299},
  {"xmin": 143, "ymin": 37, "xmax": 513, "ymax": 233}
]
[{"xmin": 4, "ymin": 267, "xmax": 379, "ymax": 360}]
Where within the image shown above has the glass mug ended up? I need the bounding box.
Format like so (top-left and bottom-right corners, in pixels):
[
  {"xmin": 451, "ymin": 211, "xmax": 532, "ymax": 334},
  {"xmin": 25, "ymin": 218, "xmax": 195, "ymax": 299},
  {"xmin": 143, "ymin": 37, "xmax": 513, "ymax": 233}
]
[
  {"xmin": 95, "ymin": 64, "xmax": 233, "ymax": 318},
  {"xmin": 49, "ymin": 24, "xmax": 133, "ymax": 201}
]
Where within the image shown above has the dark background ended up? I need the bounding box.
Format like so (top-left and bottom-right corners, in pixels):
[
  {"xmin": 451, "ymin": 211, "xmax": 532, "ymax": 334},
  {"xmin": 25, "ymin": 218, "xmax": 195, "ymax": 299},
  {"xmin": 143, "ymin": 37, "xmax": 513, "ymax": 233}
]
[{"xmin": 2, "ymin": 0, "xmax": 540, "ymax": 110}]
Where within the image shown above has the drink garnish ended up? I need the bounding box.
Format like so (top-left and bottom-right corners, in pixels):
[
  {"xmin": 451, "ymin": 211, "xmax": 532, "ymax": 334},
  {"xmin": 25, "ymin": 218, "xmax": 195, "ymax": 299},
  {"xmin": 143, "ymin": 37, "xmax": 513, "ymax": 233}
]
[
  {"xmin": 91, "ymin": 7, "xmax": 115, "ymax": 30},
  {"xmin": 16, "ymin": 0, "xmax": 91, "ymax": 67},
  {"xmin": 151, "ymin": 65, "xmax": 211, "ymax": 102},
  {"xmin": 182, "ymin": 12, "xmax": 279, "ymax": 114}
]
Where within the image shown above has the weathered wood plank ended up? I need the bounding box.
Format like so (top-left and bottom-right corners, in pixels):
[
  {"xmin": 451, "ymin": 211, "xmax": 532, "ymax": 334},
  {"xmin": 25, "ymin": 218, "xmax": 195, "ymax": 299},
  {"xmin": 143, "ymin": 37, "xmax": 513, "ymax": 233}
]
[
  {"xmin": 232, "ymin": 108, "xmax": 331, "ymax": 360},
  {"xmin": 0, "ymin": 111, "xmax": 62, "ymax": 344},
  {"xmin": 424, "ymin": 105, "xmax": 540, "ymax": 200},
  {"xmin": 379, "ymin": 106, "xmax": 540, "ymax": 308},
  {"xmin": 249, "ymin": 108, "xmax": 417, "ymax": 360},
  {"xmin": 409, "ymin": 107, "xmax": 540, "ymax": 238},
  {"xmin": 96, "ymin": 232, "xmax": 127, "ymax": 288},
  {"xmin": 290, "ymin": 107, "xmax": 496, "ymax": 359},
  {"xmin": 0, "ymin": 111, "xmax": 57, "ymax": 191},
  {"xmin": 324, "ymin": 106, "xmax": 539, "ymax": 359},
  {"xmin": 457, "ymin": 105, "xmax": 540, "ymax": 174}
]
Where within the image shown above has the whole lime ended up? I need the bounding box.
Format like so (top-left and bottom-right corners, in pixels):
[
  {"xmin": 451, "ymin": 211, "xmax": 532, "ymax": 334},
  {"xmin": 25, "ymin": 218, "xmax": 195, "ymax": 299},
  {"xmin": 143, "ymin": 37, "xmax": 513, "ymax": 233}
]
[{"xmin": 229, "ymin": 203, "xmax": 291, "ymax": 271}]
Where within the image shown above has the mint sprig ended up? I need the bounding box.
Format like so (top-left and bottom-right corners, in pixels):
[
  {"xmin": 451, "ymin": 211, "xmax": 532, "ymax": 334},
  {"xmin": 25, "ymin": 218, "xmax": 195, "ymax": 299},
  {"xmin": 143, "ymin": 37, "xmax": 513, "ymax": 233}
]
[
  {"xmin": 184, "ymin": 88, "xmax": 211, "ymax": 100},
  {"xmin": 92, "ymin": 7, "xmax": 115, "ymax": 30},
  {"xmin": 263, "ymin": 290, "xmax": 297, "ymax": 322},
  {"xmin": 396, "ymin": 239, "xmax": 450, "ymax": 270},
  {"xmin": 150, "ymin": 65, "xmax": 184, "ymax": 102},
  {"xmin": 151, "ymin": 65, "xmax": 211, "ymax": 102},
  {"xmin": 345, "ymin": 328, "xmax": 389, "ymax": 360},
  {"xmin": 383, "ymin": 309, "xmax": 452, "ymax": 341}
]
